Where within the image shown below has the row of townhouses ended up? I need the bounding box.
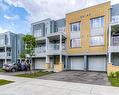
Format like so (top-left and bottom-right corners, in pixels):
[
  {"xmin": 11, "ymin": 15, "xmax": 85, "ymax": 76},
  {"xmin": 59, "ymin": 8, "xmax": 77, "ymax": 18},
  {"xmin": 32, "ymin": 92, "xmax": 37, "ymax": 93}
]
[
  {"xmin": 0, "ymin": 2, "xmax": 119, "ymax": 74},
  {"xmin": 31, "ymin": 2, "xmax": 119, "ymax": 74},
  {"xmin": 0, "ymin": 32, "xmax": 24, "ymax": 67}
]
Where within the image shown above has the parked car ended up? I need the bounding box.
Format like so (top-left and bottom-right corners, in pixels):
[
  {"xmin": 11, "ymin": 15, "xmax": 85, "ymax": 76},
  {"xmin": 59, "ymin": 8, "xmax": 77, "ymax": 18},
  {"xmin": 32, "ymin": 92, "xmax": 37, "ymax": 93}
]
[{"xmin": 3, "ymin": 62, "xmax": 30, "ymax": 72}]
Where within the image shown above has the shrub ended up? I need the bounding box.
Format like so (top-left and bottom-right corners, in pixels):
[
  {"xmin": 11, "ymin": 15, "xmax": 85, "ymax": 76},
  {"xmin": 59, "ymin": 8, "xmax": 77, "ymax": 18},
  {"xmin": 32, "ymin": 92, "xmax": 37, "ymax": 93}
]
[
  {"xmin": 109, "ymin": 72, "xmax": 115, "ymax": 78},
  {"xmin": 115, "ymin": 71, "xmax": 119, "ymax": 78}
]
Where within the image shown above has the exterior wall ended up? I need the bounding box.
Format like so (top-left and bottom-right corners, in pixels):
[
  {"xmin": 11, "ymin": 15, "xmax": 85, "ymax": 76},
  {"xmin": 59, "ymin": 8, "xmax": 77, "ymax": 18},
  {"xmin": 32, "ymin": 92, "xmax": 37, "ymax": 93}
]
[
  {"xmin": 111, "ymin": 4, "xmax": 119, "ymax": 17},
  {"xmin": 112, "ymin": 53, "xmax": 119, "ymax": 66},
  {"xmin": 66, "ymin": 2, "xmax": 110, "ymax": 55},
  {"xmin": 54, "ymin": 63, "xmax": 64, "ymax": 72},
  {"xmin": 55, "ymin": 18, "xmax": 66, "ymax": 31},
  {"xmin": 107, "ymin": 4, "xmax": 119, "ymax": 73},
  {"xmin": 0, "ymin": 32, "xmax": 24, "ymax": 65},
  {"xmin": 16, "ymin": 34, "xmax": 25, "ymax": 60},
  {"xmin": 107, "ymin": 64, "xmax": 119, "ymax": 75},
  {"xmin": 32, "ymin": 18, "xmax": 52, "ymax": 37}
]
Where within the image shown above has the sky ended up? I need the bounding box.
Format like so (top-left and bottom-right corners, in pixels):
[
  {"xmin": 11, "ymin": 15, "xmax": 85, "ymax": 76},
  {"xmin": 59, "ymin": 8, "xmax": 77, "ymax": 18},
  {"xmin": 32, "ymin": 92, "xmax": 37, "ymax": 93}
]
[{"xmin": 0, "ymin": 0, "xmax": 119, "ymax": 34}]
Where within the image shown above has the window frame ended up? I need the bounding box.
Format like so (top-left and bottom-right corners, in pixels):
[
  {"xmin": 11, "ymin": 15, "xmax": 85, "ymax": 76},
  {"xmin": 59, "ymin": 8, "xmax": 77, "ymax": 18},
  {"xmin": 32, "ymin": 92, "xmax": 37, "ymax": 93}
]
[
  {"xmin": 70, "ymin": 22, "xmax": 80, "ymax": 32},
  {"xmin": 70, "ymin": 38, "xmax": 81, "ymax": 48},
  {"xmin": 90, "ymin": 16, "xmax": 104, "ymax": 46}
]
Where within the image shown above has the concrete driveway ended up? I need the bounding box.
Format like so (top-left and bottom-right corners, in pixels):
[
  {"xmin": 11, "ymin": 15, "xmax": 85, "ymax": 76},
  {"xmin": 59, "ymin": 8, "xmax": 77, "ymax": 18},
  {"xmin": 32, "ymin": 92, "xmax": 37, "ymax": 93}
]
[
  {"xmin": 39, "ymin": 71, "xmax": 110, "ymax": 86},
  {"xmin": 0, "ymin": 75, "xmax": 119, "ymax": 95}
]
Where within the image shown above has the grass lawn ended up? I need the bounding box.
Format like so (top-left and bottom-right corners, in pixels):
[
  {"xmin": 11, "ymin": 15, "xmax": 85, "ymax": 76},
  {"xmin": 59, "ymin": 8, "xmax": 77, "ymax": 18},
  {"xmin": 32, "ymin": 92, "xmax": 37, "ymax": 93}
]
[
  {"xmin": 0, "ymin": 68, "xmax": 4, "ymax": 72},
  {"xmin": 108, "ymin": 77, "xmax": 119, "ymax": 87},
  {"xmin": 15, "ymin": 71, "xmax": 52, "ymax": 78},
  {"xmin": 0, "ymin": 79, "xmax": 13, "ymax": 86}
]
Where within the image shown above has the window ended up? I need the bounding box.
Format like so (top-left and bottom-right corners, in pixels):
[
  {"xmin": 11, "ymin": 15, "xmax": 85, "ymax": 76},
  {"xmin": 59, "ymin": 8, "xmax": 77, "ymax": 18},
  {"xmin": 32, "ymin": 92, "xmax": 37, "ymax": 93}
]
[
  {"xmin": 71, "ymin": 22, "xmax": 80, "ymax": 32},
  {"xmin": 34, "ymin": 30, "xmax": 42, "ymax": 38},
  {"xmin": 91, "ymin": 17, "xmax": 104, "ymax": 28},
  {"xmin": 90, "ymin": 36, "xmax": 104, "ymax": 46},
  {"xmin": 90, "ymin": 17, "xmax": 104, "ymax": 46},
  {"xmin": 70, "ymin": 38, "xmax": 80, "ymax": 48},
  {"xmin": 0, "ymin": 36, "xmax": 5, "ymax": 45}
]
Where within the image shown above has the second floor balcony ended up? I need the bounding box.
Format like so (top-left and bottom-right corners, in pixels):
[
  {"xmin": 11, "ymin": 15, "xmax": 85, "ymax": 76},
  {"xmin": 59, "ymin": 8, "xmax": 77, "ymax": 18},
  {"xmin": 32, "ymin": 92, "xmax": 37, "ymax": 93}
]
[
  {"xmin": 47, "ymin": 43, "xmax": 66, "ymax": 55},
  {"xmin": 0, "ymin": 52, "xmax": 11, "ymax": 59},
  {"xmin": 34, "ymin": 46, "xmax": 46, "ymax": 57},
  {"xmin": 109, "ymin": 36, "xmax": 119, "ymax": 52}
]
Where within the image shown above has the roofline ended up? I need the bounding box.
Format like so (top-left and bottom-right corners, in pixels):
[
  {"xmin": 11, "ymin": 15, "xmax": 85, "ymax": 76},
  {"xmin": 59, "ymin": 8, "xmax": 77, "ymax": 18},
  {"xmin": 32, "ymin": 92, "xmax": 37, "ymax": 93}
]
[
  {"xmin": 66, "ymin": 1, "xmax": 110, "ymax": 15},
  {"xmin": 31, "ymin": 18, "xmax": 52, "ymax": 25}
]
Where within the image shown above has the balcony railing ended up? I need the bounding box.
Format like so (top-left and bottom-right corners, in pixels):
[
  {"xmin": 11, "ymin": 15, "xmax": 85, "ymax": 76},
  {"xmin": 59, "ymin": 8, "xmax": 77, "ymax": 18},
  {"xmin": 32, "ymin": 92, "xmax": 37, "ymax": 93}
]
[
  {"xmin": 34, "ymin": 46, "xmax": 46, "ymax": 56},
  {"xmin": 109, "ymin": 36, "xmax": 119, "ymax": 52},
  {"xmin": 0, "ymin": 52, "xmax": 11, "ymax": 59},
  {"xmin": 47, "ymin": 43, "xmax": 66, "ymax": 54}
]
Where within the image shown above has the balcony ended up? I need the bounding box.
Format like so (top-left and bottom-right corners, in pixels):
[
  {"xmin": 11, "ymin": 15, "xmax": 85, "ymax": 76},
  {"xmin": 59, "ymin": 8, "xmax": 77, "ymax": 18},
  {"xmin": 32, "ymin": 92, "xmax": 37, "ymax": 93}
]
[
  {"xmin": 108, "ymin": 36, "xmax": 119, "ymax": 52},
  {"xmin": 0, "ymin": 52, "xmax": 11, "ymax": 59},
  {"xmin": 47, "ymin": 27, "xmax": 66, "ymax": 38},
  {"xmin": 47, "ymin": 43, "xmax": 66, "ymax": 55},
  {"xmin": 34, "ymin": 46, "xmax": 46, "ymax": 57}
]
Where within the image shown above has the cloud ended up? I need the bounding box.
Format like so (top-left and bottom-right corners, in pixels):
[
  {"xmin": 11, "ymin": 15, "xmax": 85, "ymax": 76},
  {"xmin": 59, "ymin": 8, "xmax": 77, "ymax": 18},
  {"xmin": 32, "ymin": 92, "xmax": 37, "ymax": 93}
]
[
  {"xmin": 4, "ymin": 14, "xmax": 19, "ymax": 20},
  {"xmin": 0, "ymin": 27, "xmax": 9, "ymax": 33},
  {"xmin": 3, "ymin": 0, "xmax": 112, "ymax": 23},
  {"xmin": 14, "ymin": 0, "xmax": 102, "ymax": 22},
  {"xmin": 111, "ymin": 0, "xmax": 119, "ymax": 5}
]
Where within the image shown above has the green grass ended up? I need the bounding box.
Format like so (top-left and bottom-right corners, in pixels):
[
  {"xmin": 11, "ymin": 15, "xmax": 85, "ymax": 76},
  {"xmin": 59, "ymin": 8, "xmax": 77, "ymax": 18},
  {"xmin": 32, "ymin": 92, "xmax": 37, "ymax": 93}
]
[
  {"xmin": 0, "ymin": 68, "xmax": 4, "ymax": 72},
  {"xmin": 0, "ymin": 79, "xmax": 13, "ymax": 86},
  {"xmin": 15, "ymin": 71, "xmax": 52, "ymax": 78},
  {"xmin": 108, "ymin": 77, "xmax": 119, "ymax": 87}
]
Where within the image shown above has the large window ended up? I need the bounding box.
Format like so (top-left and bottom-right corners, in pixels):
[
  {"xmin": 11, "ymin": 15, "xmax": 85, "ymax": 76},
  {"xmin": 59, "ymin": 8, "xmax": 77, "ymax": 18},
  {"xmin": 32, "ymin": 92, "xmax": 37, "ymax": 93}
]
[
  {"xmin": 70, "ymin": 38, "xmax": 80, "ymax": 48},
  {"xmin": 34, "ymin": 30, "xmax": 42, "ymax": 38},
  {"xmin": 71, "ymin": 22, "xmax": 80, "ymax": 32},
  {"xmin": 90, "ymin": 17, "xmax": 104, "ymax": 46},
  {"xmin": 0, "ymin": 36, "xmax": 5, "ymax": 45}
]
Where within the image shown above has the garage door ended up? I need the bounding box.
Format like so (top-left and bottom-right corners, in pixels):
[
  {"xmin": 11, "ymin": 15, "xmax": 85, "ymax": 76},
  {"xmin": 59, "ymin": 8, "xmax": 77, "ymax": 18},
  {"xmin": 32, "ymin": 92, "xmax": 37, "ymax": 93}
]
[
  {"xmin": 71, "ymin": 57, "xmax": 84, "ymax": 70},
  {"xmin": 35, "ymin": 59, "xmax": 45, "ymax": 69},
  {"xmin": 88, "ymin": 56, "xmax": 106, "ymax": 71}
]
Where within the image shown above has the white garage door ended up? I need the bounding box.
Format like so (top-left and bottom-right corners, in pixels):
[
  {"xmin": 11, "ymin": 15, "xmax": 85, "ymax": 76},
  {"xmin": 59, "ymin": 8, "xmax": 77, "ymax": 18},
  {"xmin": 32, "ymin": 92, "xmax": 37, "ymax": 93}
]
[
  {"xmin": 88, "ymin": 56, "xmax": 106, "ymax": 71},
  {"xmin": 35, "ymin": 59, "xmax": 45, "ymax": 69},
  {"xmin": 71, "ymin": 57, "xmax": 84, "ymax": 70}
]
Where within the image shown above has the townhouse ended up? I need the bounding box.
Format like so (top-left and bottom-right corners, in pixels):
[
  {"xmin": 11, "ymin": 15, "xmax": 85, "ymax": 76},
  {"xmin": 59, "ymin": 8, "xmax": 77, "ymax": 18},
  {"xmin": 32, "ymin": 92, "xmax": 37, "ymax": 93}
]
[
  {"xmin": 32, "ymin": 2, "xmax": 119, "ymax": 73},
  {"xmin": 0, "ymin": 31, "xmax": 24, "ymax": 67},
  {"xmin": 108, "ymin": 3, "xmax": 119, "ymax": 74},
  {"xmin": 32, "ymin": 18, "xmax": 66, "ymax": 72}
]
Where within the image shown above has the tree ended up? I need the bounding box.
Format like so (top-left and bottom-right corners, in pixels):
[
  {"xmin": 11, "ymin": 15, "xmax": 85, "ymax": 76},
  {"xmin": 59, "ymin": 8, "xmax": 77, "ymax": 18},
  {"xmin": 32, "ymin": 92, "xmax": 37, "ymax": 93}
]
[
  {"xmin": 22, "ymin": 35, "xmax": 36, "ymax": 73},
  {"xmin": 19, "ymin": 51, "xmax": 26, "ymax": 60}
]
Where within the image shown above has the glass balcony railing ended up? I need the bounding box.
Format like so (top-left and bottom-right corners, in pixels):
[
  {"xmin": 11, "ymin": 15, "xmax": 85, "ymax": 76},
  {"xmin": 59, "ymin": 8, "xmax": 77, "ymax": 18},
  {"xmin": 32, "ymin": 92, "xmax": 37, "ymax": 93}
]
[
  {"xmin": 48, "ymin": 43, "xmax": 66, "ymax": 51},
  {"xmin": 109, "ymin": 36, "xmax": 119, "ymax": 52},
  {"xmin": 0, "ymin": 52, "xmax": 11, "ymax": 59},
  {"xmin": 35, "ymin": 46, "xmax": 46, "ymax": 55}
]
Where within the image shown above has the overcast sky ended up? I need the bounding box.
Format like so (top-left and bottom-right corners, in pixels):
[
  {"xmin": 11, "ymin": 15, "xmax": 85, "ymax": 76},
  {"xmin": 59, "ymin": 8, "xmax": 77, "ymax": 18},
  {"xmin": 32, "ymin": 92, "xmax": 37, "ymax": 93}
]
[{"xmin": 0, "ymin": 0, "xmax": 119, "ymax": 34}]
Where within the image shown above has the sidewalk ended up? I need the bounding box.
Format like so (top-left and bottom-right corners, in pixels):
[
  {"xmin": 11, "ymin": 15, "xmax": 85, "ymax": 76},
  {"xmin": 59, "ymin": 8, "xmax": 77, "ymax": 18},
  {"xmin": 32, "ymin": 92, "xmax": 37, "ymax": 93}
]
[{"xmin": 0, "ymin": 75, "xmax": 119, "ymax": 95}]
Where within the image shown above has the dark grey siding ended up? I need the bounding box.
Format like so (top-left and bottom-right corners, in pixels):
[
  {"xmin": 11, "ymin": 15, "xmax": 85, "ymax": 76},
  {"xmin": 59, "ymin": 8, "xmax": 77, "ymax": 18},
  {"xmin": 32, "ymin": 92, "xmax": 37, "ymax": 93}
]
[
  {"xmin": 56, "ymin": 18, "xmax": 66, "ymax": 28},
  {"xmin": 111, "ymin": 4, "xmax": 119, "ymax": 17},
  {"xmin": 33, "ymin": 23, "xmax": 45, "ymax": 36},
  {"xmin": 112, "ymin": 53, "xmax": 119, "ymax": 66}
]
